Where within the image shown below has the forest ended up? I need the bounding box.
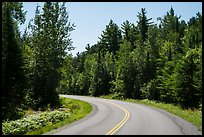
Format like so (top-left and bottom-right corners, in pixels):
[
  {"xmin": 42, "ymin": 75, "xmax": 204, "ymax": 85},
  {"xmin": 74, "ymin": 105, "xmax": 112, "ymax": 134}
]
[{"xmin": 2, "ymin": 2, "xmax": 202, "ymax": 122}]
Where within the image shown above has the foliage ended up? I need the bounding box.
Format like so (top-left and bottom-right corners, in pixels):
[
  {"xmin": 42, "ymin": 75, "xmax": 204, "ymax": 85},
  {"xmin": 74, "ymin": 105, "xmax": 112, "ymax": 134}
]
[
  {"xmin": 27, "ymin": 2, "xmax": 75, "ymax": 109},
  {"xmin": 137, "ymin": 8, "xmax": 153, "ymax": 41},
  {"xmin": 89, "ymin": 52, "xmax": 111, "ymax": 96},
  {"xmin": 63, "ymin": 7, "xmax": 201, "ymax": 109},
  {"xmin": 99, "ymin": 19, "xmax": 122, "ymax": 57},
  {"xmin": 173, "ymin": 46, "xmax": 202, "ymax": 109},
  {"xmin": 2, "ymin": 97, "xmax": 92, "ymax": 135},
  {"xmin": 2, "ymin": 110, "xmax": 70, "ymax": 135},
  {"xmin": 2, "ymin": 2, "xmax": 27, "ymax": 120},
  {"xmin": 140, "ymin": 79, "xmax": 160, "ymax": 101}
]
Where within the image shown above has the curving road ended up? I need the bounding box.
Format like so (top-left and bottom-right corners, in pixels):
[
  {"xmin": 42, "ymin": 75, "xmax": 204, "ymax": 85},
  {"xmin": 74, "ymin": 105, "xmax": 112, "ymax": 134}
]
[{"xmin": 50, "ymin": 95, "xmax": 184, "ymax": 135}]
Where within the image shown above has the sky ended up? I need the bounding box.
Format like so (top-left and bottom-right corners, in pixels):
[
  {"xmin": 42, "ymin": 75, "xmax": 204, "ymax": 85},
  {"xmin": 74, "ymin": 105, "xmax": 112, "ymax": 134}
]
[{"xmin": 19, "ymin": 2, "xmax": 202, "ymax": 56}]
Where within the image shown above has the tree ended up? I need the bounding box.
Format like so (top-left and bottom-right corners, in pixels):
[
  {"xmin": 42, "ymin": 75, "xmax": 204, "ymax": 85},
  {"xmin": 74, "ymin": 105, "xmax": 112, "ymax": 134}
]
[
  {"xmin": 28, "ymin": 2, "xmax": 75, "ymax": 109},
  {"xmin": 57, "ymin": 54, "xmax": 75, "ymax": 95},
  {"xmin": 121, "ymin": 20, "xmax": 138, "ymax": 49},
  {"xmin": 157, "ymin": 60, "xmax": 178, "ymax": 104},
  {"xmin": 2, "ymin": 2, "xmax": 27, "ymax": 120},
  {"xmin": 73, "ymin": 52, "xmax": 86, "ymax": 73},
  {"xmin": 115, "ymin": 40, "xmax": 137, "ymax": 98},
  {"xmin": 75, "ymin": 72, "xmax": 90, "ymax": 95},
  {"xmin": 89, "ymin": 52, "xmax": 111, "ymax": 96},
  {"xmin": 143, "ymin": 25, "xmax": 160, "ymax": 82},
  {"xmin": 140, "ymin": 79, "xmax": 160, "ymax": 101},
  {"xmin": 183, "ymin": 13, "xmax": 202, "ymax": 50},
  {"xmin": 158, "ymin": 7, "xmax": 182, "ymax": 39},
  {"xmin": 174, "ymin": 46, "xmax": 202, "ymax": 109},
  {"xmin": 99, "ymin": 19, "xmax": 122, "ymax": 57},
  {"xmin": 137, "ymin": 8, "xmax": 153, "ymax": 42}
]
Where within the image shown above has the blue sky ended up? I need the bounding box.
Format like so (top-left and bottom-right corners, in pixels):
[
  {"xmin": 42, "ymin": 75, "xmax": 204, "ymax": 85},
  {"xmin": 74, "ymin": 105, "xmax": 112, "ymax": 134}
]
[{"xmin": 19, "ymin": 2, "xmax": 202, "ymax": 56}]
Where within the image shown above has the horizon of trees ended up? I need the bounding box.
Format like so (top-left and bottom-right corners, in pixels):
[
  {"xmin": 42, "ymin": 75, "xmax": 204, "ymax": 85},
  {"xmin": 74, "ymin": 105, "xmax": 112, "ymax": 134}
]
[
  {"xmin": 2, "ymin": 2, "xmax": 202, "ymax": 122},
  {"xmin": 57, "ymin": 7, "xmax": 202, "ymax": 109}
]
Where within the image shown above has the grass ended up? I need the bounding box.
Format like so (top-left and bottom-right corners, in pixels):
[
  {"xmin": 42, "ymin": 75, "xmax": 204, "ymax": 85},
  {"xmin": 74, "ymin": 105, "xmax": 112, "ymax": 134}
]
[
  {"xmin": 100, "ymin": 94, "xmax": 202, "ymax": 131},
  {"xmin": 26, "ymin": 97, "xmax": 92, "ymax": 135}
]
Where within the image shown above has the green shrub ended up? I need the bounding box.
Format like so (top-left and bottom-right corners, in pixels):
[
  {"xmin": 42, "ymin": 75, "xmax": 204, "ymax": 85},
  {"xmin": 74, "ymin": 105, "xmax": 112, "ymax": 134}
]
[
  {"xmin": 140, "ymin": 79, "xmax": 160, "ymax": 101},
  {"xmin": 2, "ymin": 110, "xmax": 70, "ymax": 135}
]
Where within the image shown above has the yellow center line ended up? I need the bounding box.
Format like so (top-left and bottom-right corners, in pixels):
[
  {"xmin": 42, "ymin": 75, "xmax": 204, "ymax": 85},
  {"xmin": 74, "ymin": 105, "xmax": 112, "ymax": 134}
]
[{"xmin": 105, "ymin": 101, "xmax": 130, "ymax": 135}]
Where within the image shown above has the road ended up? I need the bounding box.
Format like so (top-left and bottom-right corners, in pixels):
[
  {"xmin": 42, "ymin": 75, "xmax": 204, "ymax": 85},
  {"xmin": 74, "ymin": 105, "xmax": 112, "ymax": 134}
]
[{"xmin": 50, "ymin": 95, "xmax": 184, "ymax": 135}]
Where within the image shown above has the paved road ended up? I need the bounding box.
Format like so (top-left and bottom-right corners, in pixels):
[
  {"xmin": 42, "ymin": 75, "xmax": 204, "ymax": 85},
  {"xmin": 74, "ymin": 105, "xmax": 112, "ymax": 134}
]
[{"xmin": 51, "ymin": 95, "xmax": 184, "ymax": 135}]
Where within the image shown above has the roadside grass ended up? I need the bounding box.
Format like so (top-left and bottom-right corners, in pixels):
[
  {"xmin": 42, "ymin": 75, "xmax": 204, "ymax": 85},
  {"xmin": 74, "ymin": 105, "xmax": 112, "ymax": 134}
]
[
  {"xmin": 100, "ymin": 94, "xmax": 202, "ymax": 131},
  {"xmin": 2, "ymin": 97, "xmax": 92, "ymax": 135}
]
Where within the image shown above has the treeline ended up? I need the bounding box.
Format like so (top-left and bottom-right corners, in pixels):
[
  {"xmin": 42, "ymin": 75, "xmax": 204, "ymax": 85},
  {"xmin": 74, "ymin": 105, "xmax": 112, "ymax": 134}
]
[
  {"xmin": 57, "ymin": 7, "xmax": 202, "ymax": 109},
  {"xmin": 2, "ymin": 2, "xmax": 75, "ymax": 121},
  {"xmin": 2, "ymin": 2, "xmax": 202, "ymax": 122}
]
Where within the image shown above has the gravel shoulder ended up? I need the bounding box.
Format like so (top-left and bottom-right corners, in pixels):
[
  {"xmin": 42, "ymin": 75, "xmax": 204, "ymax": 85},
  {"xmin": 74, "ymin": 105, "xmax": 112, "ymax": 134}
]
[{"xmin": 147, "ymin": 106, "xmax": 202, "ymax": 135}]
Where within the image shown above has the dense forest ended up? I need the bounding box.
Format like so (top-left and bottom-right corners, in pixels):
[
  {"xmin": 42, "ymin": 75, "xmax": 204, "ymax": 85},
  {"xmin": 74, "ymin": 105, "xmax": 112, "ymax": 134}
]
[{"xmin": 2, "ymin": 2, "xmax": 202, "ymax": 122}]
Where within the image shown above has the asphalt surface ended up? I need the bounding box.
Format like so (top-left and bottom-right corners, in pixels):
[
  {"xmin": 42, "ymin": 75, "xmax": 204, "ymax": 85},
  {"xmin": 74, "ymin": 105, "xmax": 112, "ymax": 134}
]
[{"xmin": 46, "ymin": 95, "xmax": 189, "ymax": 135}]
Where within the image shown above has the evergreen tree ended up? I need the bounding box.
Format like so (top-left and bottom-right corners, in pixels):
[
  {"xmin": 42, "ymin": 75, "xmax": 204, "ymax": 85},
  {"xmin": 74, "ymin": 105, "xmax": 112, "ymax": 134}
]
[
  {"xmin": 159, "ymin": 7, "xmax": 182, "ymax": 39},
  {"xmin": 137, "ymin": 8, "xmax": 153, "ymax": 42},
  {"xmin": 99, "ymin": 19, "xmax": 122, "ymax": 57},
  {"xmin": 89, "ymin": 52, "xmax": 111, "ymax": 96},
  {"xmin": 121, "ymin": 20, "xmax": 138, "ymax": 49},
  {"xmin": 174, "ymin": 46, "xmax": 202, "ymax": 109},
  {"xmin": 2, "ymin": 2, "xmax": 27, "ymax": 120}
]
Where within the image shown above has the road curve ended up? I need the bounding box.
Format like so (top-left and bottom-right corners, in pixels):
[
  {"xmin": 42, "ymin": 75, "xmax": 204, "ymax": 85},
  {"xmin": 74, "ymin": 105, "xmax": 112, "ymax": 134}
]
[{"xmin": 50, "ymin": 95, "xmax": 184, "ymax": 135}]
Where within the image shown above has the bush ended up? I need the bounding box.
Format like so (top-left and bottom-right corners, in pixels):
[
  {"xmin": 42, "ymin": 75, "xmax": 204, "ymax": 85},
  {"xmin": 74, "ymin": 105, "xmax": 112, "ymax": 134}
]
[
  {"xmin": 140, "ymin": 79, "xmax": 160, "ymax": 101},
  {"xmin": 110, "ymin": 92, "xmax": 125, "ymax": 100},
  {"xmin": 2, "ymin": 110, "xmax": 70, "ymax": 135}
]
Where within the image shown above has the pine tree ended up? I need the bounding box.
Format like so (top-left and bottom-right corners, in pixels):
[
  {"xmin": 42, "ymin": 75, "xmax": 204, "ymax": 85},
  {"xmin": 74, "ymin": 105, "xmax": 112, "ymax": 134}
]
[
  {"xmin": 137, "ymin": 8, "xmax": 153, "ymax": 42},
  {"xmin": 174, "ymin": 46, "xmax": 202, "ymax": 109},
  {"xmin": 121, "ymin": 20, "xmax": 138, "ymax": 49},
  {"xmin": 89, "ymin": 52, "xmax": 111, "ymax": 96},
  {"xmin": 2, "ymin": 2, "xmax": 26, "ymax": 120},
  {"xmin": 99, "ymin": 19, "xmax": 122, "ymax": 57}
]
